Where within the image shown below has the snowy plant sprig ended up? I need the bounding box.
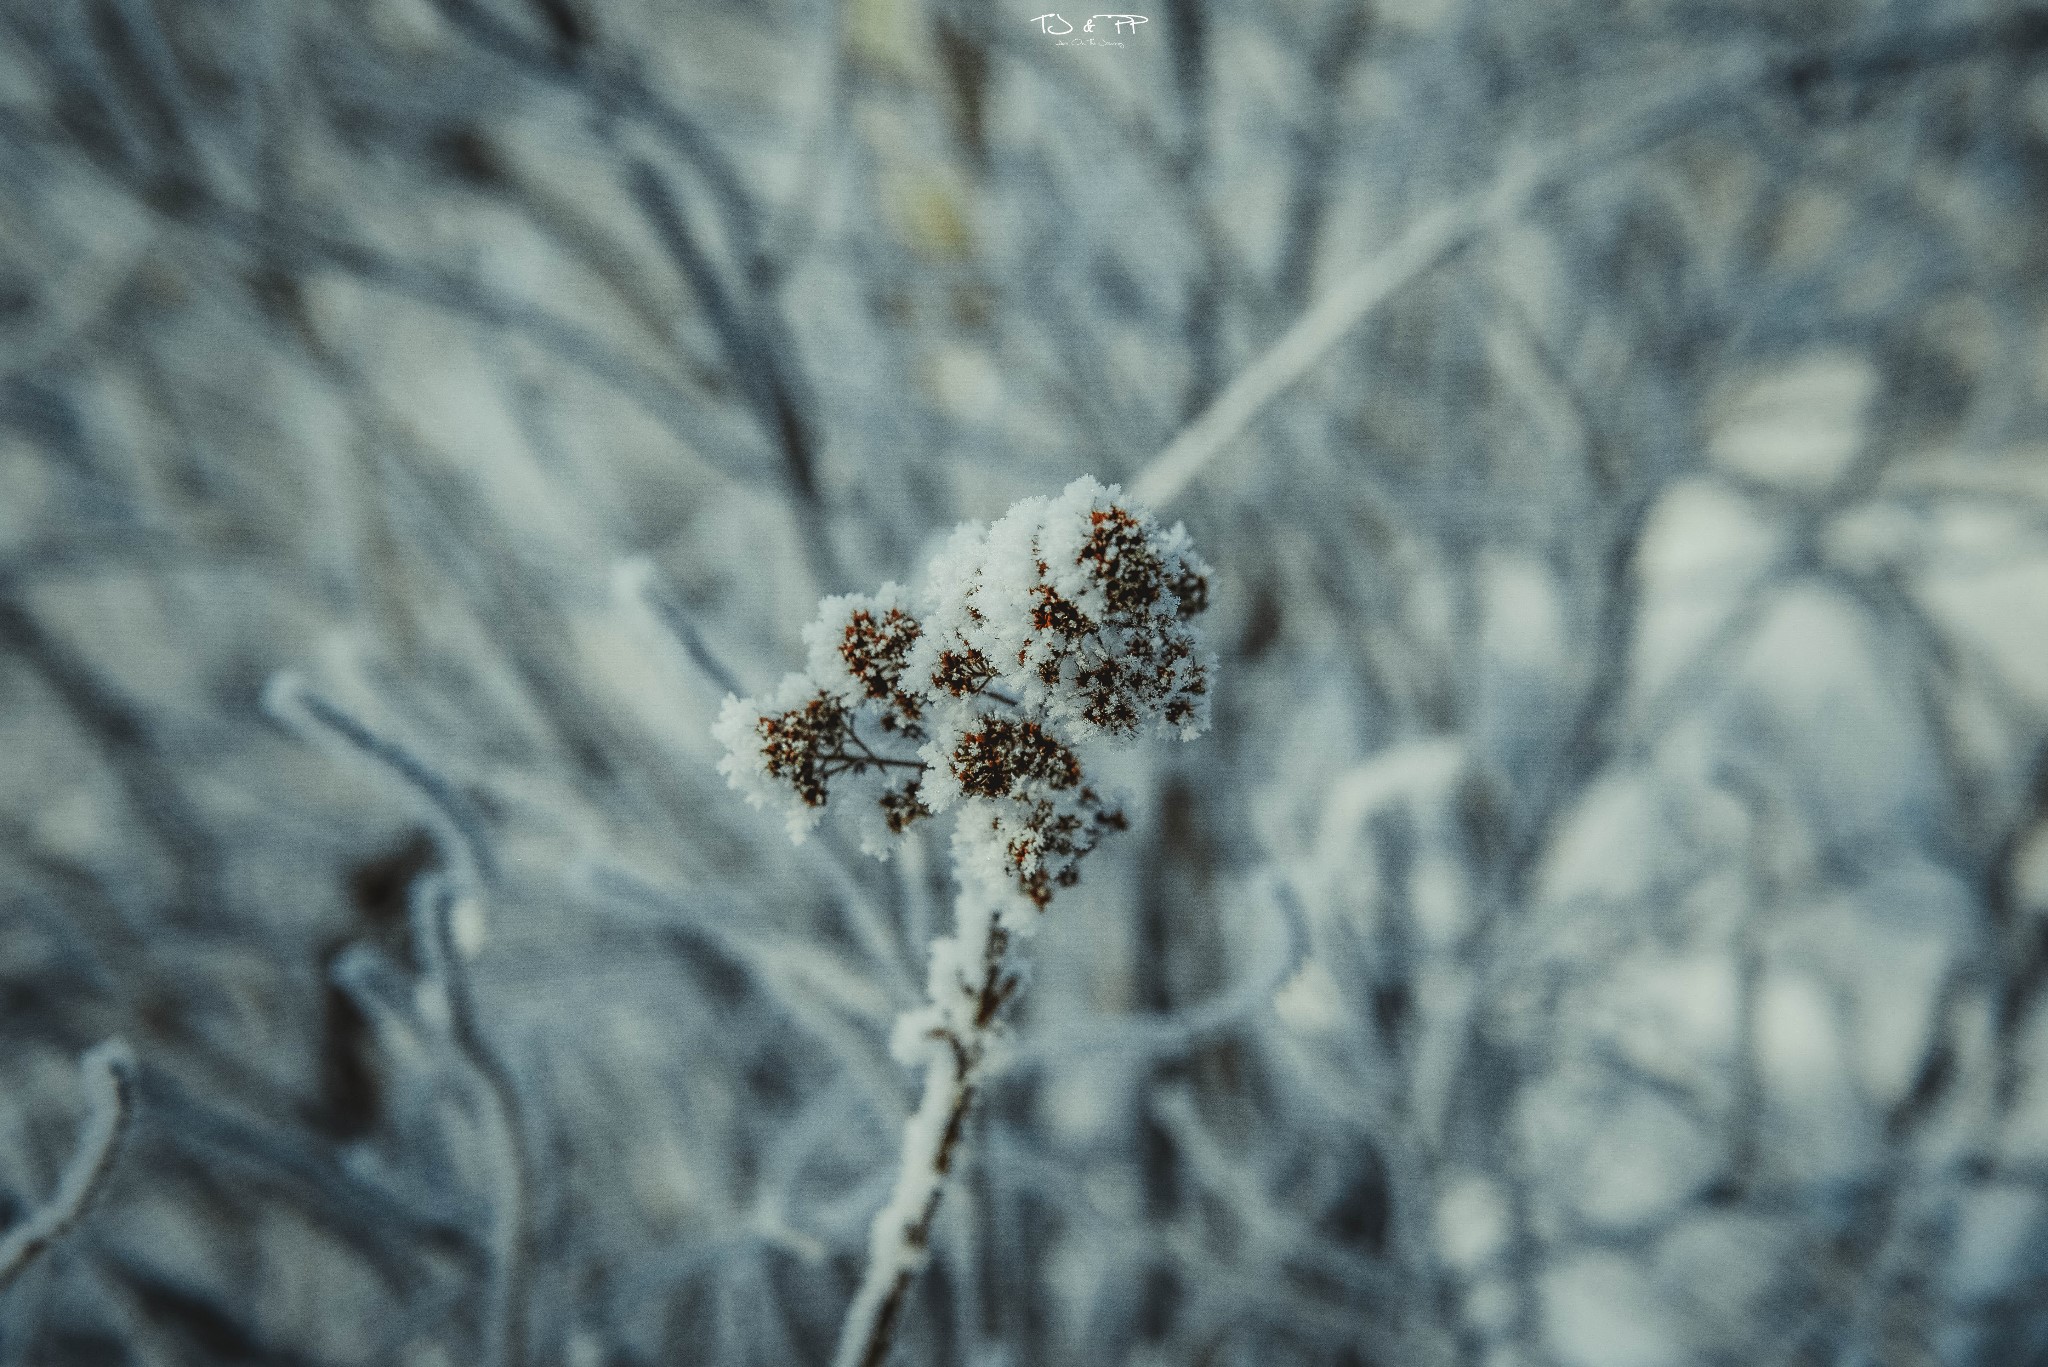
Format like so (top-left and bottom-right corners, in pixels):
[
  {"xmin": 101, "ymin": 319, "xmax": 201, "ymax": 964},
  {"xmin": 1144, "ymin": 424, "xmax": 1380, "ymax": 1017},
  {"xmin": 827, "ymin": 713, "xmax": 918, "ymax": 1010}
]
[
  {"xmin": 713, "ymin": 477, "xmax": 1213, "ymax": 1367},
  {"xmin": 715, "ymin": 475, "xmax": 1212, "ymax": 905}
]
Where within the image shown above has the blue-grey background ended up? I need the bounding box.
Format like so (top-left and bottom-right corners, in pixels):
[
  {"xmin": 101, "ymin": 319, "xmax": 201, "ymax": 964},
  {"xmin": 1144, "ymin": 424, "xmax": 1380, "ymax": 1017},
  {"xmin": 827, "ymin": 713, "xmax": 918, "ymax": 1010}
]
[{"xmin": 3, "ymin": 1, "xmax": 2048, "ymax": 1363}]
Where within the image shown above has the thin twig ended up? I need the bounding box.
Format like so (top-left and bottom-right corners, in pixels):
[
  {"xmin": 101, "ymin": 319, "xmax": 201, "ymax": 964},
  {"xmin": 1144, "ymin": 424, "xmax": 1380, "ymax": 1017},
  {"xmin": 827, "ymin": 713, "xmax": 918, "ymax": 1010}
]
[
  {"xmin": 0, "ymin": 1040, "xmax": 137, "ymax": 1291},
  {"xmin": 617, "ymin": 559, "xmax": 748, "ymax": 700}
]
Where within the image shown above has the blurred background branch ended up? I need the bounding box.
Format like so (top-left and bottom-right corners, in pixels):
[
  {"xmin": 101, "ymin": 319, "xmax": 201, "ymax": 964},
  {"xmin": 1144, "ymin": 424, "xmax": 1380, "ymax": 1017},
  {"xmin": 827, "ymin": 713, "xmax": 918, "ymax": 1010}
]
[{"xmin": 2, "ymin": 0, "xmax": 2048, "ymax": 1363}]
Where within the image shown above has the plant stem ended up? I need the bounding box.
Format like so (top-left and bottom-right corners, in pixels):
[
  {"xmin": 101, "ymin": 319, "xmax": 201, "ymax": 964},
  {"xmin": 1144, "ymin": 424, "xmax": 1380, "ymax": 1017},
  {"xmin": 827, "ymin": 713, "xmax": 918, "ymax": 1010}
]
[{"xmin": 832, "ymin": 886, "xmax": 1018, "ymax": 1367}]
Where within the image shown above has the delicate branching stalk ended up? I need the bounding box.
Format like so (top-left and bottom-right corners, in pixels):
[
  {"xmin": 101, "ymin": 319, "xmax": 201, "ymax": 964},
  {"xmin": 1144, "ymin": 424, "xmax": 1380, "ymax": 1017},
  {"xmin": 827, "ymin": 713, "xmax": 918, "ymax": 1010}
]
[
  {"xmin": 715, "ymin": 478, "xmax": 1215, "ymax": 1365},
  {"xmin": 262, "ymin": 680, "xmax": 530, "ymax": 1367},
  {"xmin": 0, "ymin": 1040, "xmax": 136, "ymax": 1291}
]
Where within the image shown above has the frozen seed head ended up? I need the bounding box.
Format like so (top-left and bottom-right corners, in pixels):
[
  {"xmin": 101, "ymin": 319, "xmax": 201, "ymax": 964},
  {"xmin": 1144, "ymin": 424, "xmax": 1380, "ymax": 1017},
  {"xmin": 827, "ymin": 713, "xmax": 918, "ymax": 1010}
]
[
  {"xmin": 823, "ymin": 589, "xmax": 926, "ymax": 738},
  {"xmin": 997, "ymin": 791, "xmax": 1128, "ymax": 909},
  {"xmin": 715, "ymin": 477, "xmax": 1211, "ymax": 901},
  {"xmin": 931, "ymin": 646, "xmax": 998, "ymax": 699},
  {"xmin": 949, "ymin": 717, "xmax": 1081, "ymax": 800},
  {"xmin": 908, "ymin": 476, "xmax": 1214, "ymax": 748}
]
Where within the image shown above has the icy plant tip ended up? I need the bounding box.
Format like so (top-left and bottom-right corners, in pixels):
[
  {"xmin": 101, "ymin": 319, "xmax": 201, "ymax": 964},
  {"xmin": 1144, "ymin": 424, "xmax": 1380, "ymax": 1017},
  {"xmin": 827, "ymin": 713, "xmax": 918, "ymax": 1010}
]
[
  {"xmin": 714, "ymin": 474, "xmax": 1212, "ymax": 907},
  {"xmin": 713, "ymin": 476, "xmax": 1213, "ymax": 1367}
]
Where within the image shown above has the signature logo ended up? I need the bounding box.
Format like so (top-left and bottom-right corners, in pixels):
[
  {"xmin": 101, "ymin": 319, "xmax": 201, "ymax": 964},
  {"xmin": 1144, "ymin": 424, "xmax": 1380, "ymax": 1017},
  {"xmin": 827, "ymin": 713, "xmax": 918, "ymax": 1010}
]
[{"xmin": 1030, "ymin": 13, "xmax": 1150, "ymax": 44}]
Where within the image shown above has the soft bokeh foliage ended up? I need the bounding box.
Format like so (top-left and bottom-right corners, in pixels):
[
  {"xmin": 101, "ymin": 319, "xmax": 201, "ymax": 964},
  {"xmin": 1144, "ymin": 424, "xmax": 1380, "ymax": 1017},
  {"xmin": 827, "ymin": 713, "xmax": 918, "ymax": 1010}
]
[{"xmin": 3, "ymin": 0, "xmax": 2048, "ymax": 1364}]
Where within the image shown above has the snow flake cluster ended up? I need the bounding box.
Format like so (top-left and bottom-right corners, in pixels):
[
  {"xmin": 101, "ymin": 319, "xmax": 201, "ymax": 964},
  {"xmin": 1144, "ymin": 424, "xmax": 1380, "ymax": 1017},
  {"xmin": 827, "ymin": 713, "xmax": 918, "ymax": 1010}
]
[{"xmin": 715, "ymin": 477, "xmax": 1213, "ymax": 908}]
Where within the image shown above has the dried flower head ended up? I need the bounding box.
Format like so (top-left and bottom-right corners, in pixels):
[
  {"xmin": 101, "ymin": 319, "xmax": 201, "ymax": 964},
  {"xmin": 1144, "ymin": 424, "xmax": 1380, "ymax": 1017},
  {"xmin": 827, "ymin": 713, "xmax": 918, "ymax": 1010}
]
[
  {"xmin": 906, "ymin": 478, "xmax": 1212, "ymax": 753},
  {"xmin": 832, "ymin": 598, "xmax": 925, "ymax": 738},
  {"xmin": 715, "ymin": 478, "xmax": 1212, "ymax": 902}
]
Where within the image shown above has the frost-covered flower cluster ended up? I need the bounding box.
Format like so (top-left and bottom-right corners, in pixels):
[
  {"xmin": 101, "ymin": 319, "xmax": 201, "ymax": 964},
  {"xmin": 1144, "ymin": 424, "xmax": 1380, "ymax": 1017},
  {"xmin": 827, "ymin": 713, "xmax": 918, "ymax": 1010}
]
[
  {"xmin": 715, "ymin": 477, "xmax": 1212, "ymax": 908},
  {"xmin": 716, "ymin": 479, "xmax": 1215, "ymax": 1367}
]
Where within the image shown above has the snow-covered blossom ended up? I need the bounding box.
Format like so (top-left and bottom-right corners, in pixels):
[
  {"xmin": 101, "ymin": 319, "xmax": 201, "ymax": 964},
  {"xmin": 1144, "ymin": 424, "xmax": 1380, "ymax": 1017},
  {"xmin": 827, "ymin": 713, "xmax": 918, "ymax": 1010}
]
[
  {"xmin": 712, "ymin": 585, "xmax": 931, "ymax": 850},
  {"xmin": 715, "ymin": 476, "xmax": 1212, "ymax": 904},
  {"xmin": 906, "ymin": 478, "xmax": 1213, "ymax": 749}
]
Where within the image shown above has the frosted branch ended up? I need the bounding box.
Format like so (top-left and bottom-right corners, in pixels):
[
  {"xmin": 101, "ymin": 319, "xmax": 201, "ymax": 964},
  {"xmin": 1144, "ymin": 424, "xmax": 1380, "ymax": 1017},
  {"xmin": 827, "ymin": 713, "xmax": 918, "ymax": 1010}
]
[
  {"xmin": 831, "ymin": 872, "xmax": 1024, "ymax": 1367},
  {"xmin": 0, "ymin": 1040, "xmax": 137, "ymax": 1291}
]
